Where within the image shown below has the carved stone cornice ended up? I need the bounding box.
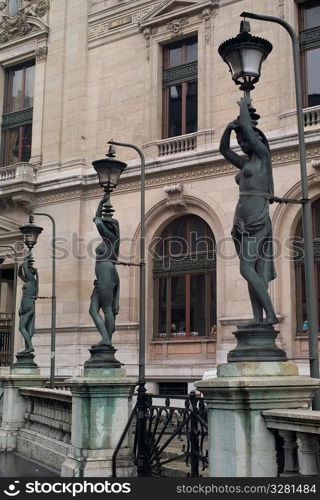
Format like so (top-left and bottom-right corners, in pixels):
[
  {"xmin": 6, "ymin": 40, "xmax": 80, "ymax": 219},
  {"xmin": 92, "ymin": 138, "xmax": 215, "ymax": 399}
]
[
  {"xmin": 138, "ymin": 0, "xmax": 220, "ymax": 30},
  {"xmin": 0, "ymin": 0, "xmax": 49, "ymax": 44},
  {"xmin": 23, "ymin": 141, "xmax": 320, "ymax": 207},
  {"xmin": 139, "ymin": 0, "xmax": 219, "ymax": 58}
]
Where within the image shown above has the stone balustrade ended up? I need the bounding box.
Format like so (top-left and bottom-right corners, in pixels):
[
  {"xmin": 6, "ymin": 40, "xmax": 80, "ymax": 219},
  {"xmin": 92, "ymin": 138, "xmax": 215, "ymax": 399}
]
[
  {"xmin": 304, "ymin": 105, "xmax": 320, "ymax": 127},
  {"xmin": 263, "ymin": 409, "xmax": 320, "ymax": 476},
  {"xmin": 158, "ymin": 133, "xmax": 197, "ymax": 156},
  {"xmin": 17, "ymin": 387, "xmax": 72, "ymax": 473},
  {"xmin": 0, "ymin": 166, "xmax": 17, "ymax": 183}
]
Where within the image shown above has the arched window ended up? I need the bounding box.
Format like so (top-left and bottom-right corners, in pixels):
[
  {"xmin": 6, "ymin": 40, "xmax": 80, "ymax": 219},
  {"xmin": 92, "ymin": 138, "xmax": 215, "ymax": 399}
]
[
  {"xmin": 294, "ymin": 198, "xmax": 320, "ymax": 333},
  {"xmin": 153, "ymin": 214, "xmax": 216, "ymax": 339}
]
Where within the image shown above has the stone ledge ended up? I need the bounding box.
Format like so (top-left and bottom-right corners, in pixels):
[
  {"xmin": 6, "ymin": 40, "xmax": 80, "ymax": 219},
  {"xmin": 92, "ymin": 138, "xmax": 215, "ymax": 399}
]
[{"xmin": 263, "ymin": 408, "xmax": 320, "ymax": 434}]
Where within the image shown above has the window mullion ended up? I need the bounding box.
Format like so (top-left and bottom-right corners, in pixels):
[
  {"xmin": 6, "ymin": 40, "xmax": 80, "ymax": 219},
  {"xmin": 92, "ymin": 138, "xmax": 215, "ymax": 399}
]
[
  {"xmin": 186, "ymin": 274, "xmax": 190, "ymax": 336},
  {"xmin": 205, "ymin": 273, "xmax": 209, "ymax": 337},
  {"xmin": 181, "ymin": 82, "xmax": 187, "ymax": 136},
  {"xmin": 22, "ymin": 66, "xmax": 26, "ymax": 111},
  {"xmin": 167, "ymin": 276, "xmax": 171, "ymax": 336}
]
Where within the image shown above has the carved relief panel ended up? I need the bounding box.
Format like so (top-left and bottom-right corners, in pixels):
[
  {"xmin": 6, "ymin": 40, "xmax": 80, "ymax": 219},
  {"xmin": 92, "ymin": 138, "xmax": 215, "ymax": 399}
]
[{"xmin": 0, "ymin": 0, "xmax": 49, "ymax": 43}]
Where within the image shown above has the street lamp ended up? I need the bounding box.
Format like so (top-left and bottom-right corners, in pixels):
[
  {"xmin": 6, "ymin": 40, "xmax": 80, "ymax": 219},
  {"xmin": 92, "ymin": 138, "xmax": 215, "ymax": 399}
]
[
  {"xmin": 93, "ymin": 145, "xmax": 127, "ymax": 193},
  {"xmin": 218, "ymin": 20, "xmax": 272, "ymax": 94},
  {"xmin": 107, "ymin": 139, "xmax": 147, "ymax": 476},
  {"xmin": 219, "ymin": 14, "xmax": 320, "ymax": 409},
  {"xmin": 19, "ymin": 215, "xmax": 43, "ymax": 250},
  {"xmin": 27, "ymin": 211, "xmax": 56, "ymax": 388},
  {"xmin": 85, "ymin": 145, "xmax": 128, "ymax": 369}
]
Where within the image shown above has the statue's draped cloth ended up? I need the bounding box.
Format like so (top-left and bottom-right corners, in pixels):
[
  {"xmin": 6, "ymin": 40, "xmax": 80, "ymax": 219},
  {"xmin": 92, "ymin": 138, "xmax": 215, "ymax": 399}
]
[{"xmin": 231, "ymin": 200, "xmax": 277, "ymax": 287}]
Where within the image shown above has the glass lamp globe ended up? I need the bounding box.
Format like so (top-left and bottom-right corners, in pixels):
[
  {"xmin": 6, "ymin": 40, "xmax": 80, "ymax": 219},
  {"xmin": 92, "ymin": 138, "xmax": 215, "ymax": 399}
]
[
  {"xmin": 19, "ymin": 218, "xmax": 43, "ymax": 250},
  {"xmin": 218, "ymin": 21, "xmax": 272, "ymax": 91},
  {"xmin": 93, "ymin": 146, "xmax": 127, "ymax": 192}
]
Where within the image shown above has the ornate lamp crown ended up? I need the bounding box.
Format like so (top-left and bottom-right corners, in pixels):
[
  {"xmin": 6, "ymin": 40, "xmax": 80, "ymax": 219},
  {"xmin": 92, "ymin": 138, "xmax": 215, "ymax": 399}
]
[{"xmin": 218, "ymin": 20, "xmax": 272, "ymax": 92}]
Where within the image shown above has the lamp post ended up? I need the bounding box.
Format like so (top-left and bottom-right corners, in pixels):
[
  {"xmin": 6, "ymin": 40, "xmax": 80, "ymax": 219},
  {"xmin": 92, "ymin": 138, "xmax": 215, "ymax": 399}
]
[
  {"xmin": 107, "ymin": 140, "xmax": 146, "ymax": 389},
  {"xmin": 85, "ymin": 145, "xmax": 127, "ymax": 369},
  {"xmin": 17, "ymin": 215, "xmax": 43, "ymax": 367},
  {"xmin": 239, "ymin": 12, "xmax": 320, "ymax": 410},
  {"xmin": 27, "ymin": 212, "xmax": 56, "ymax": 388},
  {"xmin": 219, "ymin": 15, "xmax": 320, "ymax": 409},
  {"xmin": 0, "ymin": 246, "xmax": 18, "ymax": 366},
  {"xmin": 107, "ymin": 140, "xmax": 147, "ymax": 476}
]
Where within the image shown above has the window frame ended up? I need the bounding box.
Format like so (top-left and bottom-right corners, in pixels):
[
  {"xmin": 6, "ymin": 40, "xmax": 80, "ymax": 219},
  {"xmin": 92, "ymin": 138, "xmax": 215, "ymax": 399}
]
[
  {"xmin": 299, "ymin": 0, "xmax": 320, "ymax": 107},
  {"xmin": 162, "ymin": 36, "xmax": 198, "ymax": 138},
  {"xmin": 153, "ymin": 215, "xmax": 216, "ymax": 340},
  {"xmin": 1, "ymin": 60, "xmax": 35, "ymax": 167},
  {"xmin": 294, "ymin": 197, "xmax": 320, "ymax": 334}
]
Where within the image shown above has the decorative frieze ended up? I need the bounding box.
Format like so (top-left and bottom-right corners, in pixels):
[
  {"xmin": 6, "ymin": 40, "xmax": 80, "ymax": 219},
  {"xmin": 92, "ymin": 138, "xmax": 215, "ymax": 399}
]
[{"xmin": 88, "ymin": 3, "xmax": 157, "ymax": 43}]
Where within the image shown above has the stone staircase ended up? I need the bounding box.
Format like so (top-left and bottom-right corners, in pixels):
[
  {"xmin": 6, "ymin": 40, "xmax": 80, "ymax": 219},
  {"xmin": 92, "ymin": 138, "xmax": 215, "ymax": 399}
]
[{"xmin": 158, "ymin": 440, "xmax": 209, "ymax": 477}]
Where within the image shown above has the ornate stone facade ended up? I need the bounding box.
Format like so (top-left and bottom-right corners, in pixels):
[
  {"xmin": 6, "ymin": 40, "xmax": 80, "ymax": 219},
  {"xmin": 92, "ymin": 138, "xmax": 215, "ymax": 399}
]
[{"xmin": 0, "ymin": 0, "xmax": 319, "ymax": 384}]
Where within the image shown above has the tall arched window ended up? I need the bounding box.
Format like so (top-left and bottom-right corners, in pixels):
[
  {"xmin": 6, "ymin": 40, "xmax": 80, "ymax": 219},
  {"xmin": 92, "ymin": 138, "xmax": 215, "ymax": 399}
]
[
  {"xmin": 153, "ymin": 214, "xmax": 216, "ymax": 339},
  {"xmin": 294, "ymin": 198, "xmax": 320, "ymax": 333}
]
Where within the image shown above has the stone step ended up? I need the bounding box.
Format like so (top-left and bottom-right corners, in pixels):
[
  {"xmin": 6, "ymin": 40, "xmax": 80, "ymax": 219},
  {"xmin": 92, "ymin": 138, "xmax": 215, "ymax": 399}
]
[{"xmin": 158, "ymin": 444, "xmax": 209, "ymax": 477}]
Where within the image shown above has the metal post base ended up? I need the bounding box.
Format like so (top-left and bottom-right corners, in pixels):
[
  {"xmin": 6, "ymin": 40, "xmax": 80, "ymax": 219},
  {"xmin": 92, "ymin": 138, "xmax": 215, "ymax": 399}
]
[
  {"xmin": 228, "ymin": 324, "xmax": 287, "ymax": 362},
  {"xmin": 84, "ymin": 344, "xmax": 122, "ymax": 369}
]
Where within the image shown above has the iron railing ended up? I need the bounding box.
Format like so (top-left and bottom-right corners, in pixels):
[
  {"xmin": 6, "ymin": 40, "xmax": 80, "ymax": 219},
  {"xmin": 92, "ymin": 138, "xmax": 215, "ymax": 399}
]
[
  {"xmin": 112, "ymin": 390, "xmax": 208, "ymax": 477},
  {"xmin": 0, "ymin": 313, "xmax": 13, "ymax": 367}
]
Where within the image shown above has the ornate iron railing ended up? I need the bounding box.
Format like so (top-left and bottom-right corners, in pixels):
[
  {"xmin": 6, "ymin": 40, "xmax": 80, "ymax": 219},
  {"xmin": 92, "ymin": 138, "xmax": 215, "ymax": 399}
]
[
  {"xmin": 112, "ymin": 389, "xmax": 208, "ymax": 477},
  {"xmin": 0, "ymin": 313, "xmax": 12, "ymax": 367}
]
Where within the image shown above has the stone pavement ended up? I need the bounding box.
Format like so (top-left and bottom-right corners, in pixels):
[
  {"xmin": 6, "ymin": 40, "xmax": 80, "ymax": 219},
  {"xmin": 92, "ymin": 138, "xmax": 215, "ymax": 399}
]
[{"xmin": 0, "ymin": 453, "xmax": 57, "ymax": 477}]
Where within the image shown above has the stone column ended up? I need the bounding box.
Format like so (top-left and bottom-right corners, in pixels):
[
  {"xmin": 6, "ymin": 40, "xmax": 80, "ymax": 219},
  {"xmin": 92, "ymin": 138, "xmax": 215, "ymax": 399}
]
[
  {"xmin": 0, "ymin": 365, "xmax": 46, "ymax": 452},
  {"xmin": 196, "ymin": 362, "xmax": 320, "ymax": 477},
  {"xmin": 278, "ymin": 430, "xmax": 299, "ymax": 476},
  {"xmin": 61, "ymin": 366, "xmax": 137, "ymax": 477},
  {"xmin": 296, "ymin": 432, "xmax": 320, "ymax": 476}
]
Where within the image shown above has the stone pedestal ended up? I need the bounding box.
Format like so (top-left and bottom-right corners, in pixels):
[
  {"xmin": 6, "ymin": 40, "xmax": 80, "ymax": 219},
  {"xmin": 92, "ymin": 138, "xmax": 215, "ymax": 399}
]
[
  {"xmin": 228, "ymin": 325, "xmax": 287, "ymax": 362},
  {"xmin": 61, "ymin": 366, "xmax": 137, "ymax": 477},
  {"xmin": 196, "ymin": 362, "xmax": 320, "ymax": 477},
  {"xmin": 0, "ymin": 366, "xmax": 46, "ymax": 452}
]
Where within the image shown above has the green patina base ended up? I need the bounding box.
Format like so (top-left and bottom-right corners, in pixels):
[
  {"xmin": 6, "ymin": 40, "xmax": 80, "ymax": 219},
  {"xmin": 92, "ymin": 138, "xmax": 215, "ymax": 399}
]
[
  {"xmin": 228, "ymin": 324, "xmax": 287, "ymax": 363},
  {"xmin": 84, "ymin": 344, "xmax": 122, "ymax": 370},
  {"xmin": 11, "ymin": 352, "xmax": 40, "ymax": 375}
]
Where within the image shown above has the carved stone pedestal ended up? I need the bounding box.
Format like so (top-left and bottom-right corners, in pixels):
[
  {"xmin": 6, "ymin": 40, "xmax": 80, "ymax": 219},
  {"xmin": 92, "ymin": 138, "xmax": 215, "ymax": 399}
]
[
  {"xmin": 61, "ymin": 367, "xmax": 137, "ymax": 477},
  {"xmin": 196, "ymin": 362, "xmax": 320, "ymax": 477},
  {"xmin": 228, "ymin": 324, "xmax": 287, "ymax": 362},
  {"xmin": 0, "ymin": 366, "xmax": 46, "ymax": 452},
  {"xmin": 84, "ymin": 344, "xmax": 122, "ymax": 370},
  {"xmin": 12, "ymin": 352, "xmax": 39, "ymax": 372}
]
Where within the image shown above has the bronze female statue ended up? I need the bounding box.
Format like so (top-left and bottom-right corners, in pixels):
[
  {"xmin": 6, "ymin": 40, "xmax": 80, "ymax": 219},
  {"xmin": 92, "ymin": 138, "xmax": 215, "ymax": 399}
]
[
  {"xmin": 219, "ymin": 96, "xmax": 278, "ymax": 326},
  {"xmin": 18, "ymin": 253, "xmax": 38, "ymax": 353},
  {"xmin": 89, "ymin": 192, "xmax": 120, "ymax": 347}
]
